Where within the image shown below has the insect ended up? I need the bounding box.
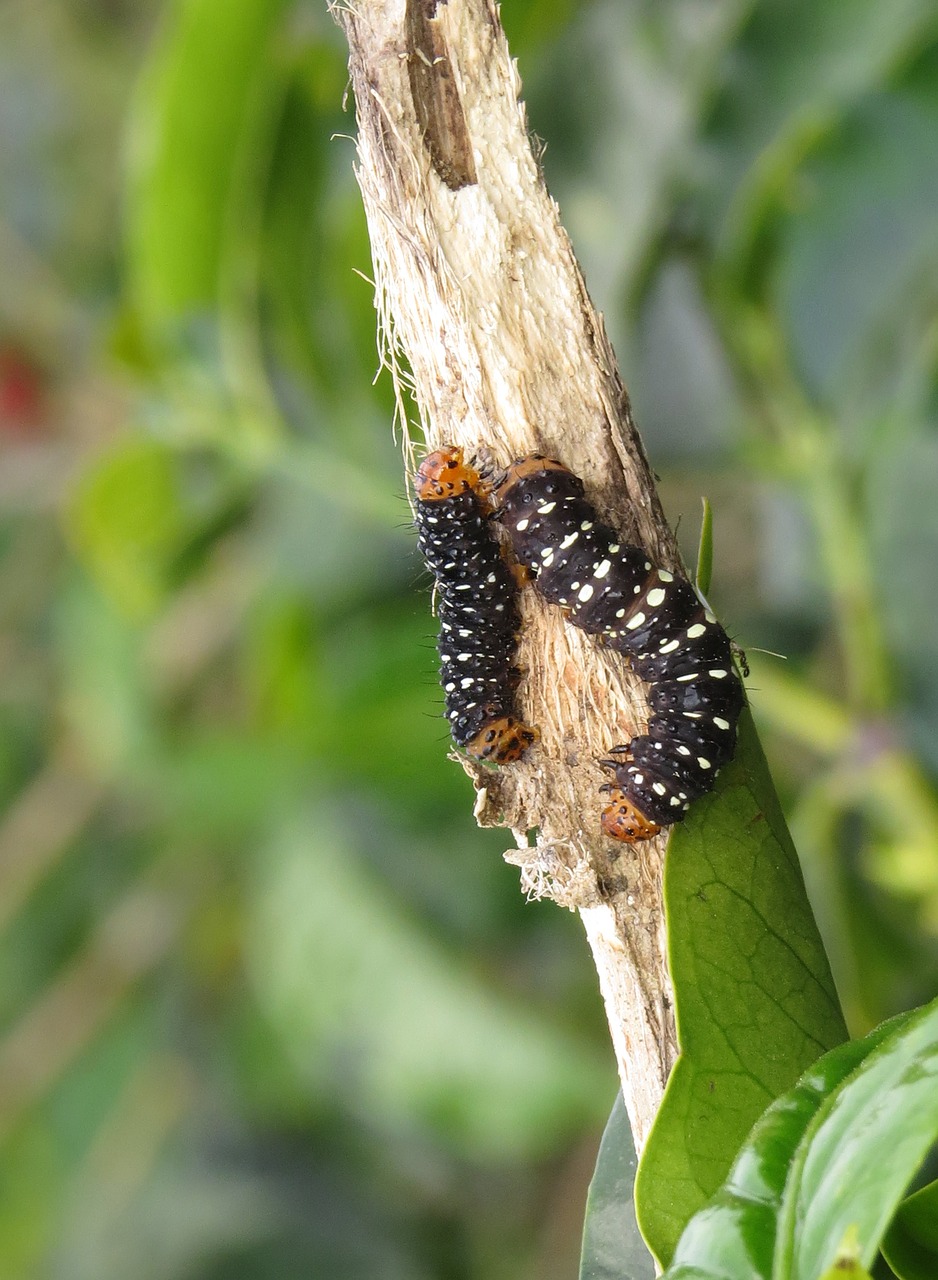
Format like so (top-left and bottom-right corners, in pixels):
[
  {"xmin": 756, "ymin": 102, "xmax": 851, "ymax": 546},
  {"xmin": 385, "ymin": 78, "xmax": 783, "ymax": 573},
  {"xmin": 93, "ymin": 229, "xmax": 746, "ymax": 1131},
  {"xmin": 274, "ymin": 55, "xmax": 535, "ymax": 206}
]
[
  {"xmin": 494, "ymin": 455, "xmax": 744, "ymax": 840},
  {"xmin": 413, "ymin": 446, "xmax": 537, "ymax": 763}
]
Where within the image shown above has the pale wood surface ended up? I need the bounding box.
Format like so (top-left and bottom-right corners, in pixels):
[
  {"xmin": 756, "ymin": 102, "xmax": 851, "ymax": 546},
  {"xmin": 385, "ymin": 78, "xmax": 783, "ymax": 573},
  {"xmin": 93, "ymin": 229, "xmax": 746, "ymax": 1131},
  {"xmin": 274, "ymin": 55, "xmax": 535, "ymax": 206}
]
[{"xmin": 331, "ymin": 0, "xmax": 684, "ymax": 1151}]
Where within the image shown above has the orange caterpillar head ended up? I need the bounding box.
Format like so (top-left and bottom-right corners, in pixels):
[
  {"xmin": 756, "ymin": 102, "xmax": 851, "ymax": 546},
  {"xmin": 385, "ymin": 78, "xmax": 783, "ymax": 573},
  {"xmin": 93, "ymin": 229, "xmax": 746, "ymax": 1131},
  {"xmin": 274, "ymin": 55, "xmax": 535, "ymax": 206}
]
[
  {"xmin": 492, "ymin": 454, "xmax": 574, "ymax": 504},
  {"xmin": 600, "ymin": 788, "xmax": 662, "ymax": 843},
  {"xmin": 465, "ymin": 716, "xmax": 538, "ymax": 764},
  {"xmin": 415, "ymin": 447, "xmax": 482, "ymax": 502}
]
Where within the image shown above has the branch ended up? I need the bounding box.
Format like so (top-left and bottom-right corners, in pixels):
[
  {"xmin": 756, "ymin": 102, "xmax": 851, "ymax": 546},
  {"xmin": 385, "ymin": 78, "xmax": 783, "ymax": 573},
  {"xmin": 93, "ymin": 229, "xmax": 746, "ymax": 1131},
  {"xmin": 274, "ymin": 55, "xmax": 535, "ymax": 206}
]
[{"xmin": 331, "ymin": 0, "xmax": 684, "ymax": 1151}]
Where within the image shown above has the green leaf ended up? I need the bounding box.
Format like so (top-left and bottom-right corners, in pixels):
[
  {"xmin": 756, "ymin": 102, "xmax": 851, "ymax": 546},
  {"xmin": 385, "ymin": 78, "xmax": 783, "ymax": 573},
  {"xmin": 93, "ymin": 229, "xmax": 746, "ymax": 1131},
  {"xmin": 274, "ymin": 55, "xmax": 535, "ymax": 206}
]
[
  {"xmin": 695, "ymin": 498, "xmax": 713, "ymax": 598},
  {"xmin": 635, "ymin": 709, "xmax": 848, "ymax": 1267},
  {"xmin": 660, "ymin": 1005, "xmax": 938, "ymax": 1279},
  {"xmin": 580, "ymin": 1093, "xmax": 655, "ymax": 1280},
  {"xmin": 246, "ymin": 816, "xmax": 611, "ymax": 1162},
  {"xmin": 698, "ymin": 0, "xmax": 937, "ymax": 261},
  {"xmin": 883, "ymin": 1180, "xmax": 938, "ymax": 1280},
  {"xmin": 776, "ymin": 88, "xmax": 938, "ymax": 413},
  {"xmin": 816, "ymin": 1227, "xmax": 874, "ymax": 1280},
  {"xmin": 778, "ymin": 998, "xmax": 938, "ymax": 1279},
  {"xmin": 660, "ymin": 1024, "xmax": 901, "ymax": 1279},
  {"xmin": 125, "ymin": 0, "xmax": 288, "ymax": 346},
  {"xmin": 871, "ymin": 435, "xmax": 938, "ymax": 675},
  {"xmin": 66, "ymin": 439, "xmax": 185, "ymax": 619}
]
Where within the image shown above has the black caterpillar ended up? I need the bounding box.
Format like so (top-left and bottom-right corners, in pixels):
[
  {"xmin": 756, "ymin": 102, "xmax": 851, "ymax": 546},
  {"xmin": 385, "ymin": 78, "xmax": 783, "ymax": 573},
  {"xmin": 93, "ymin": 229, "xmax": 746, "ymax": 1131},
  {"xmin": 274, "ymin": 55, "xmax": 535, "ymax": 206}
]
[
  {"xmin": 413, "ymin": 447, "xmax": 537, "ymax": 763},
  {"xmin": 494, "ymin": 456, "xmax": 744, "ymax": 841}
]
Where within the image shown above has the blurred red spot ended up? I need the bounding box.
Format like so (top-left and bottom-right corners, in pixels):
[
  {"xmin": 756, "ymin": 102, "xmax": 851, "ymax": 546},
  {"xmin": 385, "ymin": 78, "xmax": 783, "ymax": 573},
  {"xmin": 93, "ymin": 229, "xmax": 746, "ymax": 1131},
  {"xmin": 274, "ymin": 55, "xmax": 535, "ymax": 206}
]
[{"xmin": 0, "ymin": 344, "xmax": 47, "ymax": 440}]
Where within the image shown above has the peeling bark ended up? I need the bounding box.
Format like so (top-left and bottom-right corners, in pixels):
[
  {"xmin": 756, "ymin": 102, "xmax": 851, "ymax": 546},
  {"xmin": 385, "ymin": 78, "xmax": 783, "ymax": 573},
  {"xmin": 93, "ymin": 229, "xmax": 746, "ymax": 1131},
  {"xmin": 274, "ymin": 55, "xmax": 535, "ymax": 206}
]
[{"xmin": 331, "ymin": 0, "xmax": 682, "ymax": 1151}]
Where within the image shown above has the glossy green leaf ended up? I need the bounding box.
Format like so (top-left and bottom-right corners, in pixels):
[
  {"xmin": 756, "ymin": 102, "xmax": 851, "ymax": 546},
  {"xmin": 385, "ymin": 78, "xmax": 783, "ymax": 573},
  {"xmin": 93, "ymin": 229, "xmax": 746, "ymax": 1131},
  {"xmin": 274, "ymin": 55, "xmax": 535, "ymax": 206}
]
[
  {"xmin": 883, "ymin": 1180, "xmax": 938, "ymax": 1280},
  {"xmin": 660, "ymin": 1023, "xmax": 902, "ymax": 1279},
  {"xmin": 778, "ymin": 998, "xmax": 938, "ymax": 1279},
  {"xmin": 580, "ymin": 1093, "xmax": 655, "ymax": 1280},
  {"xmin": 635, "ymin": 710, "xmax": 848, "ymax": 1266}
]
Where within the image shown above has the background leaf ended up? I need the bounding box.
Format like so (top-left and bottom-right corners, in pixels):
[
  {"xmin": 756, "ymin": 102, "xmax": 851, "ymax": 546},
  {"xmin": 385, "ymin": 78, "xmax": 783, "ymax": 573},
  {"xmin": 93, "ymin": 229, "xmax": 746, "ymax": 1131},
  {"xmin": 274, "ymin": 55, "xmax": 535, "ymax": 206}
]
[
  {"xmin": 579, "ymin": 1093, "xmax": 655, "ymax": 1280},
  {"xmin": 883, "ymin": 1180, "xmax": 938, "ymax": 1280},
  {"xmin": 125, "ymin": 0, "xmax": 289, "ymax": 346}
]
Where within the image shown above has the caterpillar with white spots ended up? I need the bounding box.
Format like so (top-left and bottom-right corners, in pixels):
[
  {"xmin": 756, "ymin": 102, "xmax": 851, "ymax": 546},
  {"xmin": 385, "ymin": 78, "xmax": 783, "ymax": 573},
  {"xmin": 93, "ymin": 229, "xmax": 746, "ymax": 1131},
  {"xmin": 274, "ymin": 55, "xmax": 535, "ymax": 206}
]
[
  {"xmin": 413, "ymin": 447, "xmax": 537, "ymax": 763},
  {"xmin": 494, "ymin": 455, "xmax": 744, "ymax": 841}
]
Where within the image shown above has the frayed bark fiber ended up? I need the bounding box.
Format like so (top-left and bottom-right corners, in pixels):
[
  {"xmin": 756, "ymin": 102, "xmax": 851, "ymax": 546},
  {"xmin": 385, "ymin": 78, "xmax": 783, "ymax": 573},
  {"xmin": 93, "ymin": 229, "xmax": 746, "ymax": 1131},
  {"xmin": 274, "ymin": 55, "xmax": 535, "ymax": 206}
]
[{"xmin": 331, "ymin": 0, "xmax": 682, "ymax": 1151}]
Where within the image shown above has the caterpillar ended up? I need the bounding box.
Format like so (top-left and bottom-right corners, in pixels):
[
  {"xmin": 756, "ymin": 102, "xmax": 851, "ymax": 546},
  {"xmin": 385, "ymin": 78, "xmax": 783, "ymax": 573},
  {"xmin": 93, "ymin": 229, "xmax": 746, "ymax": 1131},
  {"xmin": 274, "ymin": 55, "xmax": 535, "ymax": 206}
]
[
  {"xmin": 494, "ymin": 455, "xmax": 744, "ymax": 841},
  {"xmin": 413, "ymin": 447, "xmax": 537, "ymax": 763}
]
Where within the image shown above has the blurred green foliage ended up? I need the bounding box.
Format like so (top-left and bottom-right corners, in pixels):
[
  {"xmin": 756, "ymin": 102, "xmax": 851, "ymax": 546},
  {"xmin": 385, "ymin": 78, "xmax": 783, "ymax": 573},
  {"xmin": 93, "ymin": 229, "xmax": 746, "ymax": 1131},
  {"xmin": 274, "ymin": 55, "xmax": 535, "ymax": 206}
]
[{"xmin": 2, "ymin": 0, "xmax": 938, "ymax": 1276}]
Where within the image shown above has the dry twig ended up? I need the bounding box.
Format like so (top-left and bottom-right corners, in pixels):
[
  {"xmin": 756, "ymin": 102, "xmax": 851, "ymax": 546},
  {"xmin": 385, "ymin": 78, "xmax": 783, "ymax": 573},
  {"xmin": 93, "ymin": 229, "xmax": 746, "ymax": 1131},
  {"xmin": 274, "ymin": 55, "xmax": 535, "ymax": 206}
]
[{"xmin": 331, "ymin": 0, "xmax": 685, "ymax": 1151}]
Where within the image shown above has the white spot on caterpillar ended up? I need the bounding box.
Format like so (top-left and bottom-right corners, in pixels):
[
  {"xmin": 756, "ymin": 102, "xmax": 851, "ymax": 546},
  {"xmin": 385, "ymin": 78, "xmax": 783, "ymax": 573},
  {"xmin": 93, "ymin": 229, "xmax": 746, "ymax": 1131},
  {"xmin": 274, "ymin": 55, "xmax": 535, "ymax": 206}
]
[
  {"xmin": 615, "ymin": 608, "xmax": 626, "ymax": 618},
  {"xmin": 705, "ymin": 611, "xmax": 717, "ymax": 623},
  {"xmin": 646, "ymin": 588, "xmax": 666, "ymax": 607},
  {"xmin": 697, "ymin": 757, "xmax": 712, "ymax": 769},
  {"xmin": 676, "ymin": 745, "xmax": 691, "ymax": 756},
  {"xmin": 683, "ymin": 712, "xmax": 702, "ymax": 720},
  {"xmin": 659, "ymin": 639, "xmax": 680, "ymax": 653},
  {"xmin": 677, "ymin": 673, "xmax": 695, "ymax": 682},
  {"xmin": 560, "ymin": 531, "xmax": 579, "ymax": 549},
  {"xmin": 652, "ymin": 782, "xmax": 667, "ymax": 796},
  {"xmin": 516, "ymin": 518, "xmax": 529, "ymax": 531},
  {"xmin": 658, "ymin": 570, "xmax": 674, "ymax": 582},
  {"xmin": 609, "ymin": 544, "xmax": 620, "ymax": 553},
  {"xmin": 713, "ymin": 717, "xmax": 731, "ymax": 731},
  {"xmin": 537, "ymin": 501, "xmax": 557, "ymax": 515},
  {"xmin": 593, "ymin": 559, "xmax": 611, "ymax": 579},
  {"xmin": 578, "ymin": 583, "xmax": 595, "ymax": 602},
  {"xmin": 580, "ymin": 521, "xmax": 593, "ymax": 531},
  {"xmin": 709, "ymin": 669, "xmax": 728, "ymax": 679},
  {"xmin": 626, "ymin": 612, "xmax": 646, "ymax": 630},
  {"xmin": 542, "ymin": 551, "xmax": 554, "ymax": 566},
  {"xmin": 687, "ymin": 623, "xmax": 707, "ymax": 639},
  {"xmin": 540, "ymin": 547, "xmax": 553, "ymax": 558},
  {"xmin": 670, "ymin": 796, "xmax": 682, "ymax": 807},
  {"xmin": 644, "ymin": 561, "xmax": 652, "ymax": 570}
]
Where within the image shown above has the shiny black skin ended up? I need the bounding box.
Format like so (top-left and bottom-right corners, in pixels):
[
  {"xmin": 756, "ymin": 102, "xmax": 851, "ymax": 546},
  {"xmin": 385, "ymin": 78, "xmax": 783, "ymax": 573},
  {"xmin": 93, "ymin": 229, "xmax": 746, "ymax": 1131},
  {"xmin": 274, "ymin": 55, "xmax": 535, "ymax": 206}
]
[
  {"xmin": 496, "ymin": 458, "xmax": 744, "ymax": 828},
  {"xmin": 414, "ymin": 486, "xmax": 522, "ymax": 749}
]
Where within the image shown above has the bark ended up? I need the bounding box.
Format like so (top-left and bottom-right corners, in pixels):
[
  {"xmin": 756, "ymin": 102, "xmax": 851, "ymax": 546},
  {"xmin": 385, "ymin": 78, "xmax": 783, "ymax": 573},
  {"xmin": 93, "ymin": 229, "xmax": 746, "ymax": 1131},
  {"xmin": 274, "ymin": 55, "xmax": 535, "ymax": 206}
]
[{"xmin": 330, "ymin": 0, "xmax": 683, "ymax": 1152}]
